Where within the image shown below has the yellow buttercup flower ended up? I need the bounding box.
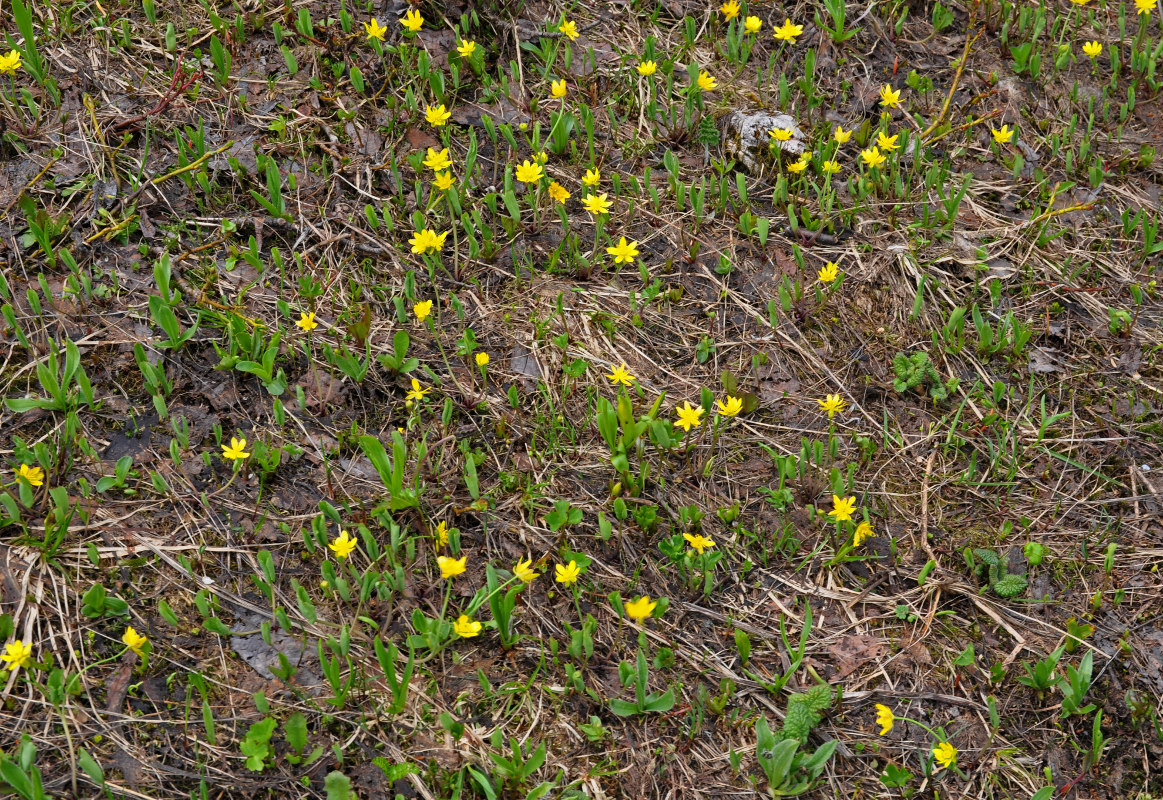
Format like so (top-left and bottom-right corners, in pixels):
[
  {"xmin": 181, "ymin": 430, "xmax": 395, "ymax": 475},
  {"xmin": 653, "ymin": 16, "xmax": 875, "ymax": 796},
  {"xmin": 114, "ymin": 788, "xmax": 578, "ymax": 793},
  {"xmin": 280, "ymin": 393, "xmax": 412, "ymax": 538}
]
[
  {"xmin": 879, "ymin": 84, "xmax": 903, "ymax": 108},
  {"xmin": 744, "ymin": 15, "xmax": 762, "ymax": 33},
  {"xmin": 453, "ymin": 614, "xmax": 482, "ymax": 637},
  {"xmin": 555, "ymin": 560, "xmax": 581, "ymax": 585},
  {"xmin": 515, "ymin": 160, "xmax": 545, "ymax": 183},
  {"xmin": 401, "ymin": 8, "xmax": 424, "ymax": 32},
  {"xmin": 860, "ymin": 146, "xmax": 886, "ymax": 169},
  {"xmin": 222, "ymin": 436, "xmax": 250, "ymax": 460},
  {"xmin": 433, "ymin": 171, "xmax": 455, "ymax": 191},
  {"xmin": 773, "ymin": 19, "xmax": 804, "ymax": 42},
  {"xmin": 787, "ymin": 155, "xmax": 810, "ymax": 173},
  {"xmin": 405, "ymin": 378, "xmax": 430, "ymax": 404},
  {"xmin": 409, "ymin": 228, "xmax": 448, "ymax": 254},
  {"xmin": 716, "ymin": 396, "xmax": 743, "ymax": 417},
  {"xmin": 329, "ymin": 530, "xmax": 357, "ymax": 559},
  {"xmin": 683, "ymin": 532, "xmax": 716, "ymax": 554},
  {"xmin": 423, "ymin": 147, "xmax": 451, "ymax": 172},
  {"xmin": 1070, "ymin": 0, "xmax": 1092, "ymax": 4},
  {"xmin": 853, "ymin": 521, "xmax": 874, "ymax": 546},
  {"xmin": 875, "ymin": 704, "xmax": 894, "ymax": 735},
  {"xmin": 820, "ymin": 159, "xmax": 841, "ymax": 174},
  {"xmin": 624, "ymin": 595, "xmax": 657, "ymax": 621},
  {"xmin": 606, "ymin": 237, "xmax": 639, "ymax": 265},
  {"xmin": 834, "ymin": 125, "xmax": 852, "ymax": 143},
  {"xmin": 1082, "ymin": 41, "xmax": 1102, "ymax": 58},
  {"xmin": 818, "ymin": 393, "xmax": 846, "ymax": 417},
  {"xmin": 548, "ymin": 181, "xmax": 570, "ymax": 203},
  {"xmin": 583, "ymin": 168, "xmax": 601, "ymax": 186},
  {"xmin": 932, "ymin": 742, "xmax": 958, "ymax": 769},
  {"xmin": 122, "ymin": 626, "xmax": 149, "ymax": 657},
  {"xmin": 605, "ymin": 362, "xmax": 635, "ymax": 387},
  {"xmin": 457, "ymin": 40, "xmax": 477, "ymax": 59},
  {"xmin": 558, "ymin": 18, "xmax": 579, "ymax": 40},
  {"xmin": 16, "ymin": 464, "xmax": 44, "ymax": 487},
  {"xmin": 437, "ymin": 555, "xmax": 467, "ymax": 579},
  {"xmin": 1135, "ymin": 0, "xmax": 1152, "ymax": 14},
  {"xmin": 992, "ymin": 125, "xmax": 1014, "ymax": 144},
  {"xmin": 828, "ymin": 495, "xmax": 857, "ymax": 523},
  {"xmin": 697, "ymin": 71, "xmax": 717, "ymax": 92},
  {"xmin": 0, "ymin": 50, "xmax": 21, "ymax": 75},
  {"xmin": 514, "ymin": 558, "xmax": 540, "ymax": 582},
  {"xmin": 435, "ymin": 521, "xmax": 449, "ymax": 547},
  {"xmin": 720, "ymin": 0, "xmax": 740, "ymax": 19},
  {"xmin": 770, "ymin": 127, "xmax": 793, "ymax": 142},
  {"xmin": 364, "ymin": 18, "xmax": 387, "ymax": 40},
  {"xmin": 637, "ymin": 60, "xmax": 657, "ymax": 76},
  {"xmin": 2, "ymin": 640, "xmax": 32, "ymax": 672},
  {"xmin": 425, "ymin": 103, "xmax": 451, "ymax": 126},
  {"xmin": 876, "ymin": 131, "xmax": 899, "ymax": 151},
  {"xmin": 296, "ymin": 311, "xmax": 318, "ymax": 332},
  {"xmin": 551, "ymin": 78, "xmax": 567, "ymax": 98},
  {"xmin": 818, "ymin": 261, "xmax": 840, "ymax": 283},
  {"xmin": 582, "ymin": 192, "xmax": 612, "ymax": 215},
  {"xmin": 674, "ymin": 401, "xmax": 704, "ymax": 432},
  {"xmin": 472, "ymin": 352, "xmax": 488, "ymax": 368},
  {"xmin": 413, "ymin": 300, "xmax": 433, "ymax": 321}
]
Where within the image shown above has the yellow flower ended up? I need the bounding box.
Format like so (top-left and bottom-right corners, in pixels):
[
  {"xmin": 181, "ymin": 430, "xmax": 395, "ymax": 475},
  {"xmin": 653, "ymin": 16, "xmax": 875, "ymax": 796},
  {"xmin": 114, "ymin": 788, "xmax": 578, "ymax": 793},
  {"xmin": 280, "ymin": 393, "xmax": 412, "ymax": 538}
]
[
  {"xmin": 1070, "ymin": 0, "xmax": 1091, "ymax": 4},
  {"xmin": 435, "ymin": 521, "xmax": 449, "ymax": 547},
  {"xmin": 697, "ymin": 71, "xmax": 717, "ymax": 92},
  {"xmin": 624, "ymin": 595, "xmax": 657, "ymax": 621},
  {"xmin": 405, "ymin": 378, "xmax": 430, "ymax": 404},
  {"xmin": 453, "ymin": 614, "xmax": 482, "ymax": 638},
  {"xmin": 514, "ymin": 558, "xmax": 540, "ymax": 582},
  {"xmin": 413, "ymin": 300, "xmax": 433, "ymax": 321},
  {"xmin": 820, "ymin": 159, "xmax": 841, "ymax": 174},
  {"xmin": 818, "ymin": 393, "xmax": 846, "ymax": 417},
  {"xmin": 535, "ymin": 150, "xmax": 549, "ymax": 164},
  {"xmin": 674, "ymin": 401, "xmax": 704, "ymax": 432},
  {"xmin": 583, "ymin": 168, "xmax": 601, "ymax": 186},
  {"xmin": 874, "ymin": 704, "xmax": 894, "ymax": 735},
  {"xmin": 296, "ymin": 311, "xmax": 318, "ymax": 332},
  {"xmin": 558, "ymin": 18, "xmax": 579, "ymax": 40},
  {"xmin": 515, "ymin": 160, "xmax": 545, "ymax": 183},
  {"xmin": 716, "ymin": 396, "xmax": 743, "ymax": 417},
  {"xmin": 1135, "ymin": 0, "xmax": 1152, "ymax": 14},
  {"xmin": 683, "ymin": 532, "xmax": 716, "ymax": 554},
  {"xmin": 853, "ymin": 521, "xmax": 874, "ymax": 546},
  {"xmin": 787, "ymin": 155, "xmax": 810, "ymax": 174},
  {"xmin": 818, "ymin": 261, "xmax": 840, "ymax": 283},
  {"xmin": 433, "ymin": 171, "xmax": 455, "ymax": 191},
  {"xmin": 329, "ymin": 529, "xmax": 357, "ymax": 559},
  {"xmin": 773, "ymin": 18, "xmax": 804, "ymax": 42},
  {"xmin": 551, "ymin": 78, "xmax": 567, "ymax": 98},
  {"xmin": 457, "ymin": 40, "xmax": 477, "ymax": 58},
  {"xmin": 2, "ymin": 640, "xmax": 32, "ymax": 672},
  {"xmin": 833, "ymin": 125, "xmax": 852, "ymax": 143},
  {"xmin": 606, "ymin": 237, "xmax": 639, "ymax": 265},
  {"xmin": 364, "ymin": 18, "xmax": 387, "ymax": 40},
  {"xmin": 720, "ymin": 0, "xmax": 740, "ymax": 19},
  {"xmin": 423, "ymin": 147, "xmax": 451, "ymax": 172},
  {"xmin": 860, "ymin": 146, "xmax": 886, "ymax": 169},
  {"xmin": 932, "ymin": 741, "xmax": 957, "ymax": 769},
  {"xmin": 555, "ymin": 560, "xmax": 581, "ymax": 585},
  {"xmin": 879, "ymin": 84, "xmax": 903, "ymax": 108},
  {"xmin": 744, "ymin": 15, "xmax": 762, "ymax": 33},
  {"xmin": 992, "ymin": 124, "xmax": 1014, "ymax": 144},
  {"xmin": 0, "ymin": 50, "xmax": 22, "ymax": 75},
  {"xmin": 637, "ymin": 60, "xmax": 657, "ymax": 76},
  {"xmin": 548, "ymin": 181, "xmax": 570, "ymax": 203},
  {"xmin": 582, "ymin": 192, "xmax": 612, "ymax": 215},
  {"xmin": 401, "ymin": 8, "xmax": 424, "ymax": 32},
  {"xmin": 122, "ymin": 626, "xmax": 149, "ymax": 657},
  {"xmin": 605, "ymin": 362, "xmax": 635, "ymax": 387},
  {"xmin": 828, "ymin": 494, "xmax": 857, "ymax": 523},
  {"xmin": 1082, "ymin": 41, "xmax": 1102, "ymax": 58},
  {"xmin": 475, "ymin": 352, "xmax": 489, "ymax": 367},
  {"xmin": 437, "ymin": 555, "xmax": 467, "ymax": 579},
  {"xmin": 16, "ymin": 464, "xmax": 44, "ymax": 487},
  {"xmin": 222, "ymin": 436, "xmax": 250, "ymax": 461},
  {"xmin": 876, "ymin": 131, "xmax": 899, "ymax": 151},
  {"xmin": 425, "ymin": 103, "xmax": 451, "ymax": 126},
  {"xmin": 770, "ymin": 127, "xmax": 793, "ymax": 142}
]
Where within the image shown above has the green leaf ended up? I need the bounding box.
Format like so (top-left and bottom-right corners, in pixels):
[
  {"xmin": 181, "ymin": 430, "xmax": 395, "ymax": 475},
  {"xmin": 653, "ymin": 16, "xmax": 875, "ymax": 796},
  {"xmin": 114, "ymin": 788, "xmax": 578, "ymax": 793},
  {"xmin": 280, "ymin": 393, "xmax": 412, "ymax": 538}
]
[
  {"xmin": 324, "ymin": 771, "xmax": 352, "ymax": 800},
  {"xmin": 284, "ymin": 712, "xmax": 307, "ymax": 755}
]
